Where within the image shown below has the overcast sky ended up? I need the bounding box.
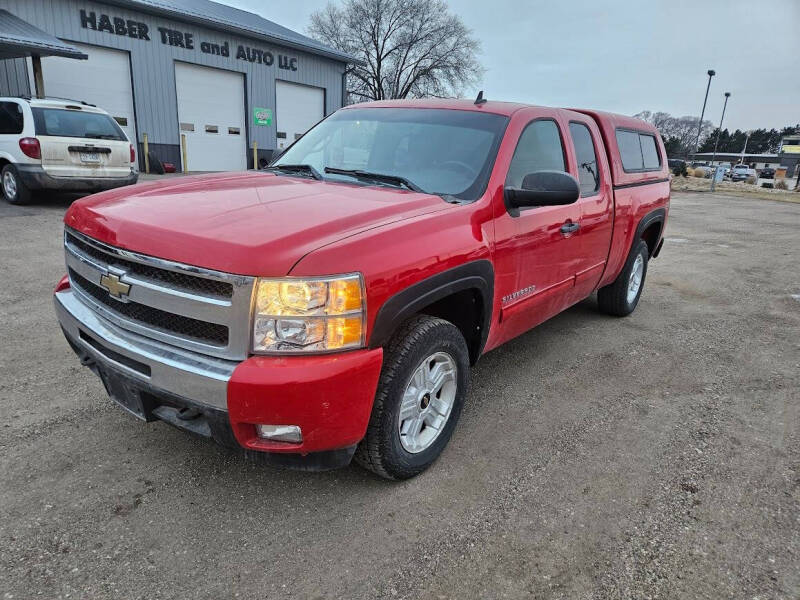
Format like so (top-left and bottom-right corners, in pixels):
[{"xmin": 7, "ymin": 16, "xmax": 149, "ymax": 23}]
[{"xmin": 224, "ymin": 0, "xmax": 799, "ymax": 131}]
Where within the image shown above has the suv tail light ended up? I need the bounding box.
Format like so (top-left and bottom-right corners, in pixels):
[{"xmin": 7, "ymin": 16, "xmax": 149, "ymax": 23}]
[
  {"xmin": 130, "ymin": 143, "xmax": 136, "ymax": 163},
  {"xmin": 19, "ymin": 137, "xmax": 41, "ymax": 160}
]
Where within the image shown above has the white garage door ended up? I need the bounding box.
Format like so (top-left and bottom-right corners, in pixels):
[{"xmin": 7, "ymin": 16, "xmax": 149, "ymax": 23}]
[
  {"xmin": 39, "ymin": 44, "xmax": 137, "ymax": 146},
  {"xmin": 276, "ymin": 81, "xmax": 324, "ymax": 151},
  {"xmin": 175, "ymin": 63, "xmax": 246, "ymax": 172}
]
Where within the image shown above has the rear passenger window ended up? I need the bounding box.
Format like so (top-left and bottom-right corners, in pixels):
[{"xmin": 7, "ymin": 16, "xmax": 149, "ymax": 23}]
[
  {"xmin": 640, "ymin": 134, "xmax": 661, "ymax": 169},
  {"xmin": 616, "ymin": 129, "xmax": 662, "ymax": 172},
  {"xmin": 506, "ymin": 120, "xmax": 565, "ymax": 188},
  {"xmin": 0, "ymin": 102, "xmax": 23, "ymax": 134},
  {"xmin": 616, "ymin": 130, "xmax": 644, "ymax": 171},
  {"xmin": 569, "ymin": 122, "xmax": 599, "ymax": 195}
]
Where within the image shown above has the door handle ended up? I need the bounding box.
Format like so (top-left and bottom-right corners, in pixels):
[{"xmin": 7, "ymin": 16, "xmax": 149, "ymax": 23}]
[{"xmin": 560, "ymin": 221, "xmax": 580, "ymax": 235}]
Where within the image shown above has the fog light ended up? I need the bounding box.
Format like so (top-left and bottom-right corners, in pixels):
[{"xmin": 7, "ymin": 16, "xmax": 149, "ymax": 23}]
[{"xmin": 255, "ymin": 424, "xmax": 302, "ymax": 443}]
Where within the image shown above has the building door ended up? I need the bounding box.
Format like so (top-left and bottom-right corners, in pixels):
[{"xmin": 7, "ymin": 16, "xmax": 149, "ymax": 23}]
[
  {"xmin": 175, "ymin": 63, "xmax": 246, "ymax": 172},
  {"xmin": 275, "ymin": 80, "xmax": 324, "ymax": 151},
  {"xmin": 39, "ymin": 43, "xmax": 137, "ymax": 151}
]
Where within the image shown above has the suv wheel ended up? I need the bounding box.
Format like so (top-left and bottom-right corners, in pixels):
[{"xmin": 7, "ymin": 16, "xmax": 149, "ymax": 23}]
[
  {"xmin": 355, "ymin": 315, "xmax": 470, "ymax": 480},
  {"xmin": 2, "ymin": 165, "xmax": 32, "ymax": 205},
  {"xmin": 597, "ymin": 239, "xmax": 649, "ymax": 316}
]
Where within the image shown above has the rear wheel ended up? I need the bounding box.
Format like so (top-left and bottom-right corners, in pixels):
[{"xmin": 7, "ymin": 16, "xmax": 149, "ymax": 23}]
[
  {"xmin": 598, "ymin": 239, "xmax": 649, "ymax": 316},
  {"xmin": 354, "ymin": 315, "xmax": 470, "ymax": 480},
  {"xmin": 2, "ymin": 164, "xmax": 31, "ymax": 205}
]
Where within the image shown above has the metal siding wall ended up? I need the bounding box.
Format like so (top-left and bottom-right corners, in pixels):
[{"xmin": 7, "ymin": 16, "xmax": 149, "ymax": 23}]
[
  {"xmin": 0, "ymin": 0, "xmax": 345, "ymax": 151},
  {"xmin": 0, "ymin": 58, "xmax": 30, "ymax": 96}
]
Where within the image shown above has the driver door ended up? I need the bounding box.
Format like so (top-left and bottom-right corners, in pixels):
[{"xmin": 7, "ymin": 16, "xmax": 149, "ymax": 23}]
[{"xmin": 492, "ymin": 112, "xmax": 581, "ymax": 343}]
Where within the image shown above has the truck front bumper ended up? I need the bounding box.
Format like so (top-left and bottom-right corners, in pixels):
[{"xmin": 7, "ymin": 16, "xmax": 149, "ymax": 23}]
[{"xmin": 55, "ymin": 285, "xmax": 383, "ymax": 470}]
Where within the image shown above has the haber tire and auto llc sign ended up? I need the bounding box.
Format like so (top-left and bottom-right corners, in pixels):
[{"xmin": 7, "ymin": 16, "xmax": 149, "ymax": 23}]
[
  {"xmin": 80, "ymin": 10, "xmax": 300, "ymax": 72},
  {"xmin": 0, "ymin": 2, "xmax": 350, "ymax": 172}
]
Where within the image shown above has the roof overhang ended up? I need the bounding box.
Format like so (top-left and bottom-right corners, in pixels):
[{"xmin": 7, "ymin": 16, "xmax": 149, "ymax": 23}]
[{"xmin": 0, "ymin": 9, "xmax": 87, "ymax": 60}]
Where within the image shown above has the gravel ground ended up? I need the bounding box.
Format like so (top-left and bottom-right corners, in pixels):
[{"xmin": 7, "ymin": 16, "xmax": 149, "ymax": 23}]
[{"xmin": 1, "ymin": 191, "xmax": 798, "ymax": 599}]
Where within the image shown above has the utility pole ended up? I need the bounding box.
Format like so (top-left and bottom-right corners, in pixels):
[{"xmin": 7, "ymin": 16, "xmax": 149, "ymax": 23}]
[
  {"xmin": 710, "ymin": 92, "xmax": 731, "ymax": 166},
  {"xmin": 710, "ymin": 92, "xmax": 731, "ymax": 192},
  {"xmin": 740, "ymin": 130, "xmax": 752, "ymax": 165},
  {"xmin": 693, "ymin": 69, "xmax": 715, "ymax": 159}
]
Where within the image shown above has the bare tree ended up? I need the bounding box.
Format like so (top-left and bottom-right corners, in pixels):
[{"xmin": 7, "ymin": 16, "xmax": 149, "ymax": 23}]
[{"xmin": 309, "ymin": 0, "xmax": 483, "ymax": 102}]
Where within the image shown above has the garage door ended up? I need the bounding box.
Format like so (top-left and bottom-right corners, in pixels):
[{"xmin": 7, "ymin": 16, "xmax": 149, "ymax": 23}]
[
  {"xmin": 40, "ymin": 44, "xmax": 137, "ymax": 147},
  {"xmin": 175, "ymin": 63, "xmax": 246, "ymax": 172},
  {"xmin": 276, "ymin": 81, "xmax": 324, "ymax": 151}
]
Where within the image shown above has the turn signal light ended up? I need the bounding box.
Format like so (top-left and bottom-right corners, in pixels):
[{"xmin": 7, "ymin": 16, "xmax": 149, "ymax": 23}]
[
  {"xmin": 129, "ymin": 143, "xmax": 136, "ymax": 163},
  {"xmin": 19, "ymin": 137, "xmax": 41, "ymax": 159}
]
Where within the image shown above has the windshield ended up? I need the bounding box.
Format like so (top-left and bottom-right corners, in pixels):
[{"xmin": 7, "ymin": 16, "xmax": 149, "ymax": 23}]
[
  {"xmin": 31, "ymin": 108, "xmax": 127, "ymax": 141},
  {"xmin": 273, "ymin": 107, "xmax": 509, "ymax": 201}
]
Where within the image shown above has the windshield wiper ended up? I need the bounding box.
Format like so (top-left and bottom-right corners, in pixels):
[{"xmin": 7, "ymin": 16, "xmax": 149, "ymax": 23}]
[
  {"xmin": 323, "ymin": 167, "xmax": 424, "ymax": 193},
  {"xmin": 263, "ymin": 164, "xmax": 322, "ymax": 180}
]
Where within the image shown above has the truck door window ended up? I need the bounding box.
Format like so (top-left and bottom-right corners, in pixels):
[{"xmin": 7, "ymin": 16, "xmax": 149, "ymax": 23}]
[
  {"xmin": 568, "ymin": 122, "xmax": 599, "ymax": 195},
  {"xmin": 506, "ymin": 120, "xmax": 565, "ymax": 188}
]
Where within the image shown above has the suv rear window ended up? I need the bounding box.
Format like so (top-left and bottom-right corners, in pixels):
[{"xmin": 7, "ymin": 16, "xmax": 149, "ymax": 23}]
[
  {"xmin": 616, "ymin": 129, "xmax": 662, "ymax": 172},
  {"xmin": 31, "ymin": 108, "xmax": 126, "ymax": 141}
]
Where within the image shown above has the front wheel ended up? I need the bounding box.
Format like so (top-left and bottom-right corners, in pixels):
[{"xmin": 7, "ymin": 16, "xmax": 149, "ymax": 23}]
[
  {"xmin": 597, "ymin": 239, "xmax": 649, "ymax": 316},
  {"xmin": 2, "ymin": 165, "xmax": 32, "ymax": 205},
  {"xmin": 354, "ymin": 315, "xmax": 470, "ymax": 480}
]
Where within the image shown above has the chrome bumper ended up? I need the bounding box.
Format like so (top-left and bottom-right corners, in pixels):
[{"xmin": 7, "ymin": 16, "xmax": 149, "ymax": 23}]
[{"xmin": 55, "ymin": 289, "xmax": 238, "ymax": 411}]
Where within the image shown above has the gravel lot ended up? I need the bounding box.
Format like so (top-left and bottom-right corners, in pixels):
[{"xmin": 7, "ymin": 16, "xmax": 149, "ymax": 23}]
[{"xmin": 1, "ymin": 191, "xmax": 798, "ymax": 599}]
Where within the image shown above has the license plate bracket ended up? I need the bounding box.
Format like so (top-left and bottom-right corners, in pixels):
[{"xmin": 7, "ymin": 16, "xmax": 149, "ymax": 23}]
[{"xmin": 99, "ymin": 368, "xmax": 152, "ymax": 421}]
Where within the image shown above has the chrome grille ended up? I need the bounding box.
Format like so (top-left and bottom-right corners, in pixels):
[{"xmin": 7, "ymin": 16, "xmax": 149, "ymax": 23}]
[
  {"xmin": 66, "ymin": 232, "xmax": 233, "ymax": 298},
  {"xmin": 69, "ymin": 269, "xmax": 229, "ymax": 346},
  {"xmin": 64, "ymin": 228, "xmax": 255, "ymax": 360}
]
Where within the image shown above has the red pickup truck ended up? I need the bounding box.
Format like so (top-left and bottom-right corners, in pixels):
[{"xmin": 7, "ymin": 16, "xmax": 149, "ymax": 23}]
[{"xmin": 54, "ymin": 99, "xmax": 669, "ymax": 479}]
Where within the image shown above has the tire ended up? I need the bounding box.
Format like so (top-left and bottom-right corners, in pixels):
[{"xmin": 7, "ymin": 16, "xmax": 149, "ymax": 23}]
[
  {"xmin": 354, "ymin": 315, "xmax": 470, "ymax": 480},
  {"xmin": 2, "ymin": 164, "xmax": 32, "ymax": 205},
  {"xmin": 597, "ymin": 239, "xmax": 649, "ymax": 317}
]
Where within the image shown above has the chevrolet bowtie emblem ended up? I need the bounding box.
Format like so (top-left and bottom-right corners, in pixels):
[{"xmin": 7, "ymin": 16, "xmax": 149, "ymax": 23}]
[{"xmin": 99, "ymin": 272, "xmax": 131, "ymax": 299}]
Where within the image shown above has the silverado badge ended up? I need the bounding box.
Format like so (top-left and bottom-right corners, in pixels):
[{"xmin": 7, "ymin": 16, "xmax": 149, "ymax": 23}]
[{"xmin": 99, "ymin": 272, "xmax": 131, "ymax": 299}]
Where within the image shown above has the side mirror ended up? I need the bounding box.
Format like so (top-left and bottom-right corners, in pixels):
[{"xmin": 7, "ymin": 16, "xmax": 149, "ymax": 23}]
[{"xmin": 504, "ymin": 170, "xmax": 580, "ymax": 214}]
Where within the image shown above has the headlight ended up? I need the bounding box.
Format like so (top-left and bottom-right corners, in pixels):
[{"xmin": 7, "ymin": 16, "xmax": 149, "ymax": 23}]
[{"xmin": 252, "ymin": 274, "xmax": 365, "ymax": 354}]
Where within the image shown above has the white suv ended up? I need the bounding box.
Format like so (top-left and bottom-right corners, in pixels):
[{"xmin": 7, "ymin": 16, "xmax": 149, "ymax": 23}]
[{"xmin": 0, "ymin": 97, "xmax": 137, "ymax": 205}]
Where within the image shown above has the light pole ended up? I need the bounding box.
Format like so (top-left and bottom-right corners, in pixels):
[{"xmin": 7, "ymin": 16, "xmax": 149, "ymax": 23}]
[
  {"xmin": 740, "ymin": 130, "xmax": 752, "ymax": 165},
  {"xmin": 710, "ymin": 92, "xmax": 731, "ymax": 167},
  {"xmin": 693, "ymin": 69, "xmax": 715, "ymax": 159}
]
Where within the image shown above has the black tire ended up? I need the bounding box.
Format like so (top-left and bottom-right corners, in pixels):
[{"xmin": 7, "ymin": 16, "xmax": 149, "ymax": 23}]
[
  {"xmin": 354, "ymin": 315, "xmax": 470, "ymax": 480},
  {"xmin": 597, "ymin": 239, "xmax": 649, "ymax": 317},
  {"xmin": 1, "ymin": 164, "xmax": 32, "ymax": 205}
]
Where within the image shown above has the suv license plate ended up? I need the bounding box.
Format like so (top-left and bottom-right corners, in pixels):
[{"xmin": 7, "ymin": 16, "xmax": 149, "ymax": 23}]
[{"xmin": 80, "ymin": 152, "xmax": 101, "ymax": 163}]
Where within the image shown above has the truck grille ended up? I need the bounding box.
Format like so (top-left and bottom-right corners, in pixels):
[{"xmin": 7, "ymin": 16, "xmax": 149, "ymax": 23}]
[
  {"xmin": 68, "ymin": 269, "xmax": 229, "ymax": 346},
  {"xmin": 64, "ymin": 228, "xmax": 255, "ymax": 360},
  {"xmin": 66, "ymin": 232, "xmax": 233, "ymax": 299}
]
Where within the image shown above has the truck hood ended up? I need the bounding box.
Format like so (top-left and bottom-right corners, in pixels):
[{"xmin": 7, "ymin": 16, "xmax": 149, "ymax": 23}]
[{"xmin": 65, "ymin": 172, "xmax": 451, "ymax": 276}]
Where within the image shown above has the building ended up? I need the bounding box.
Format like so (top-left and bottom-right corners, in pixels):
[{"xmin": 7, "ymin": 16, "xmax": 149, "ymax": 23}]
[
  {"xmin": 778, "ymin": 133, "xmax": 800, "ymax": 178},
  {"xmin": 690, "ymin": 152, "xmax": 779, "ymax": 170},
  {"xmin": 0, "ymin": 0, "xmax": 356, "ymax": 172}
]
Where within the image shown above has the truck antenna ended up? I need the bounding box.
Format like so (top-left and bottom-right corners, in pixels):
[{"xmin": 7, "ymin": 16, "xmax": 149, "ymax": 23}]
[{"xmin": 474, "ymin": 91, "xmax": 486, "ymax": 105}]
